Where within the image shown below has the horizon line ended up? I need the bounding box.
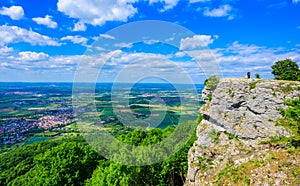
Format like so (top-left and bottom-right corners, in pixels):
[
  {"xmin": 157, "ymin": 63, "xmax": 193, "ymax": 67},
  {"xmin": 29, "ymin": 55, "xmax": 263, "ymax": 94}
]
[{"xmin": 0, "ymin": 81, "xmax": 205, "ymax": 85}]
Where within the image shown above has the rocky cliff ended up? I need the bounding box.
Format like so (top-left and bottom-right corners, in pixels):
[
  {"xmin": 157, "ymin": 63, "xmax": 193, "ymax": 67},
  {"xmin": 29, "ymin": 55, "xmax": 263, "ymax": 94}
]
[{"xmin": 185, "ymin": 78, "xmax": 300, "ymax": 185}]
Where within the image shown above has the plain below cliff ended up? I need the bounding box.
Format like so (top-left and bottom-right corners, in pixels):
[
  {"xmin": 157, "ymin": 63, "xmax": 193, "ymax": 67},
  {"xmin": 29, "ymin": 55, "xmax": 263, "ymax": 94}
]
[{"xmin": 185, "ymin": 78, "xmax": 300, "ymax": 186}]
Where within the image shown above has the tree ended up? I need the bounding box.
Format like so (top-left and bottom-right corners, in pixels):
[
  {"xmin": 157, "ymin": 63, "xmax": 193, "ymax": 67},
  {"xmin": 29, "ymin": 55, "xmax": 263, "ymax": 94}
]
[
  {"xmin": 86, "ymin": 124, "xmax": 199, "ymax": 186},
  {"xmin": 0, "ymin": 140, "xmax": 63, "ymax": 185},
  {"xmin": 254, "ymin": 73, "xmax": 260, "ymax": 79},
  {"xmin": 204, "ymin": 75, "xmax": 220, "ymax": 90},
  {"xmin": 271, "ymin": 59, "xmax": 300, "ymax": 81},
  {"xmin": 10, "ymin": 142, "xmax": 100, "ymax": 186}
]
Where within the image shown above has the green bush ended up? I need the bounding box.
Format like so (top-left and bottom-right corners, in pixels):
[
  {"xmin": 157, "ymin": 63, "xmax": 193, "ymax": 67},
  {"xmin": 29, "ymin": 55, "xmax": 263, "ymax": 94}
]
[
  {"xmin": 249, "ymin": 81, "xmax": 257, "ymax": 89},
  {"xmin": 276, "ymin": 95, "xmax": 300, "ymax": 147},
  {"xmin": 204, "ymin": 75, "xmax": 220, "ymax": 90},
  {"xmin": 254, "ymin": 73, "xmax": 260, "ymax": 79}
]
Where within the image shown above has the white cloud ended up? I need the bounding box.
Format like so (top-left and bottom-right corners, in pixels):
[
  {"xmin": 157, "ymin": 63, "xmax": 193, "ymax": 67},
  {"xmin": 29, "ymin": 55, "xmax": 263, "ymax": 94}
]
[
  {"xmin": 174, "ymin": 51, "xmax": 186, "ymax": 57},
  {"xmin": 292, "ymin": 0, "xmax": 300, "ymax": 4},
  {"xmin": 0, "ymin": 6, "xmax": 24, "ymax": 20},
  {"xmin": 47, "ymin": 55, "xmax": 81, "ymax": 71},
  {"xmin": 173, "ymin": 41, "xmax": 300, "ymax": 79},
  {"xmin": 101, "ymin": 51, "xmax": 201, "ymax": 83},
  {"xmin": 0, "ymin": 46, "xmax": 13, "ymax": 54},
  {"xmin": 57, "ymin": 0, "xmax": 138, "ymax": 26},
  {"xmin": 0, "ymin": 25, "xmax": 61, "ymax": 46},
  {"xmin": 114, "ymin": 42, "xmax": 133, "ymax": 48},
  {"xmin": 18, "ymin": 51, "xmax": 49, "ymax": 61},
  {"xmin": 0, "ymin": 53, "xmax": 81, "ymax": 72},
  {"xmin": 100, "ymin": 34, "xmax": 115, "ymax": 40},
  {"xmin": 149, "ymin": 0, "xmax": 180, "ymax": 11},
  {"xmin": 73, "ymin": 22, "xmax": 86, "ymax": 31},
  {"xmin": 32, "ymin": 15, "xmax": 57, "ymax": 28},
  {"xmin": 92, "ymin": 34, "xmax": 116, "ymax": 41},
  {"xmin": 212, "ymin": 41, "xmax": 300, "ymax": 77},
  {"xmin": 180, "ymin": 35, "xmax": 217, "ymax": 50},
  {"xmin": 0, "ymin": 62, "xmax": 9, "ymax": 67},
  {"xmin": 2, "ymin": 41, "xmax": 299, "ymax": 82},
  {"xmin": 165, "ymin": 37, "xmax": 174, "ymax": 42},
  {"xmin": 189, "ymin": 0, "xmax": 210, "ymax": 3},
  {"xmin": 61, "ymin": 35, "xmax": 88, "ymax": 46},
  {"xmin": 222, "ymin": 41, "xmax": 268, "ymax": 55},
  {"xmin": 203, "ymin": 4, "xmax": 234, "ymax": 20},
  {"xmin": 96, "ymin": 46, "xmax": 105, "ymax": 51},
  {"xmin": 144, "ymin": 39, "xmax": 160, "ymax": 45},
  {"xmin": 186, "ymin": 49, "xmax": 215, "ymax": 61}
]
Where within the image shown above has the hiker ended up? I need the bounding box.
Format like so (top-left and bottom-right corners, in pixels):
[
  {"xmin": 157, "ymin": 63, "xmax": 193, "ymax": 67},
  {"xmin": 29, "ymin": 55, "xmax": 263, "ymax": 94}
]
[{"xmin": 245, "ymin": 72, "xmax": 251, "ymax": 79}]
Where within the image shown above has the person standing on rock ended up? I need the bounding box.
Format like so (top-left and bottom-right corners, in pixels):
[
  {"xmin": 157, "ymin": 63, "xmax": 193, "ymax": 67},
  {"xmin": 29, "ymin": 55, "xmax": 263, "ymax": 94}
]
[{"xmin": 245, "ymin": 72, "xmax": 251, "ymax": 79}]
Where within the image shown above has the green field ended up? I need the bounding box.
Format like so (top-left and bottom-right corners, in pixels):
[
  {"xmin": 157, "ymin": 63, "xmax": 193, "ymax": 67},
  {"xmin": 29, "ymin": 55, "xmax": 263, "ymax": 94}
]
[{"xmin": 24, "ymin": 137, "xmax": 49, "ymax": 145}]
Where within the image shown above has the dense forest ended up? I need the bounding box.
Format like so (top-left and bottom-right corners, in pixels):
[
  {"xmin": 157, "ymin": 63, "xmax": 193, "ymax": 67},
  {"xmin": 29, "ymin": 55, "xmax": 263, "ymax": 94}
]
[{"xmin": 1, "ymin": 117, "xmax": 200, "ymax": 186}]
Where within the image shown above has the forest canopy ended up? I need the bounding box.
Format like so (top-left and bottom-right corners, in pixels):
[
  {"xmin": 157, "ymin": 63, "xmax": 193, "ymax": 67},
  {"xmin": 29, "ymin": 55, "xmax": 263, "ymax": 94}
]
[{"xmin": 1, "ymin": 122, "xmax": 198, "ymax": 186}]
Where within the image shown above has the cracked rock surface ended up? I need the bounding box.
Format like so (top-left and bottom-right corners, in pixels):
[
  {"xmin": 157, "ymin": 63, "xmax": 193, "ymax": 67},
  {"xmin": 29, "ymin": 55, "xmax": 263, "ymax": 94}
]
[
  {"xmin": 185, "ymin": 78, "xmax": 300, "ymax": 186},
  {"xmin": 201, "ymin": 78, "xmax": 299, "ymax": 140}
]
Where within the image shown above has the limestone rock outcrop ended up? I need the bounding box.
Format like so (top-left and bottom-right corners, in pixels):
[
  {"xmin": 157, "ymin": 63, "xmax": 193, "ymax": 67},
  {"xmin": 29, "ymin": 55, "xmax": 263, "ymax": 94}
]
[{"xmin": 185, "ymin": 78, "xmax": 300, "ymax": 186}]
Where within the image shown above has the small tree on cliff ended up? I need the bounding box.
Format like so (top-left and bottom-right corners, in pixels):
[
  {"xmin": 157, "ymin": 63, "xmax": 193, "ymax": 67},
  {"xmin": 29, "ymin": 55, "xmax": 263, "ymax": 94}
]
[
  {"xmin": 204, "ymin": 75, "xmax": 220, "ymax": 90},
  {"xmin": 271, "ymin": 59, "xmax": 300, "ymax": 81}
]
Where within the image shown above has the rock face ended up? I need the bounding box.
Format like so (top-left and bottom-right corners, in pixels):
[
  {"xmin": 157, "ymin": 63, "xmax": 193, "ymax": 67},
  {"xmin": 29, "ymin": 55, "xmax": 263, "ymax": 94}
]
[{"xmin": 185, "ymin": 78, "xmax": 300, "ymax": 186}]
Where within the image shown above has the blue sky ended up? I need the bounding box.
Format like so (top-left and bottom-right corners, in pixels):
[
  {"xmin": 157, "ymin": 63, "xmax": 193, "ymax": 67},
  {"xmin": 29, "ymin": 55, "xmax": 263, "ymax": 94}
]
[{"xmin": 0, "ymin": 0, "xmax": 299, "ymax": 83}]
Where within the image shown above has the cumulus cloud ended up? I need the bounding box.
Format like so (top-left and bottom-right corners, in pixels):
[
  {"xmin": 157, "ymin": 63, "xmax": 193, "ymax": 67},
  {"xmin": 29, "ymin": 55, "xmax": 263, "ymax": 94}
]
[
  {"xmin": 143, "ymin": 40, "xmax": 160, "ymax": 45},
  {"xmin": 174, "ymin": 41, "xmax": 300, "ymax": 78},
  {"xmin": 111, "ymin": 51, "xmax": 169, "ymax": 65},
  {"xmin": 114, "ymin": 42, "xmax": 133, "ymax": 48},
  {"xmin": 2, "ymin": 42, "xmax": 299, "ymax": 82},
  {"xmin": 87, "ymin": 50, "xmax": 189, "ymax": 82},
  {"xmin": 213, "ymin": 41, "xmax": 300, "ymax": 77},
  {"xmin": 0, "ymin": 6, "xmax": 24, "ymax": 20},
  {"xmin": 186, "ymin": 49, "xmax": 216, "ymax": 61},
  {"xmin": 180, "ymin": 35, "xmax": 218, "ymax": 50},
  {"xmin": 57, "ymin": 0, "xmax": 138, "ymax": 26},
  {"xmin": 0, "ymin": 25, "xmax": 61, "ymax": 46},
  {"xmin": 61, "ymin": 35, "xmax": 88, "ymax": 46},
  {"xmin": 203, "ymin": 4, "xmax": 234, "ymax": 20},
  {"xmin": 0, "ymin": 53, "xmax": 81, "ymax": 72},
  {"xmin": 32, "ymin": 15, "xmax": 57, "ymax": 28},
  {"xmin": 0, "ymin": 62, "xmax": 9, "ymax": 67},
  {"xmin": 189, "ymin": 0, "xmax": 211, "ymax": 3},
  {"xmin": 0, "ymin": 46, "xmax": 14, "ymax": 55},
  {"xmin": 149, "ymin": 0, "xmax": 180, "ymax": 11},
  {"xmin": 100, "ymin": 34, "xmax": 116, "ymax": 40},
  {"xmin": 73, "ymin": 22, "xmax": 86, "ymax": 31},
  {"xmin": 18, "ymin": 51, "xmax": 49, "ymax": 61},
  {"xmin": 0, "ymin": 50, "xmax": 130, "ymax": 81}
]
